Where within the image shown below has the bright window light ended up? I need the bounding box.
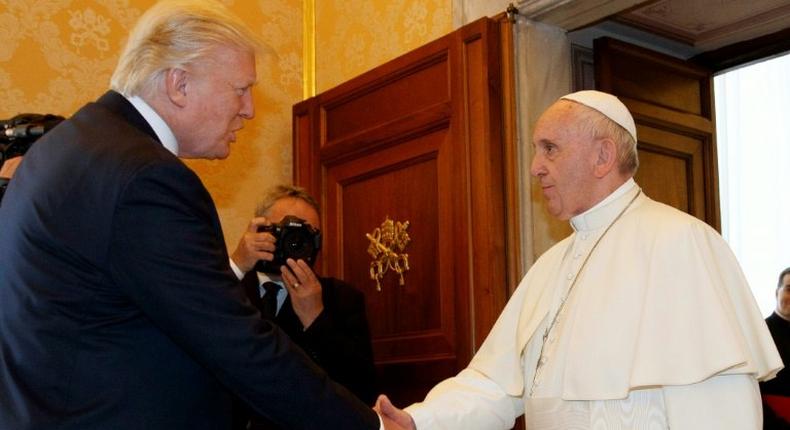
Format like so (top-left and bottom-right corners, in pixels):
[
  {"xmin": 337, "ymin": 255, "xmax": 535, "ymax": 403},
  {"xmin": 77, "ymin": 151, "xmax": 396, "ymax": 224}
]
[{"xmin": 715, "ymin": 51, "xmax": 790, "ymax": 317}]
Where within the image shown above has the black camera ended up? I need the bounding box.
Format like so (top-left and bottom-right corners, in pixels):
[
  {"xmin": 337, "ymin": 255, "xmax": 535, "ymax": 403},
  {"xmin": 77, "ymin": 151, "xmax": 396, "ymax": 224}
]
[
  {"xmin": 1, "ymin": 113, "xmax": 65, "ymax": 202},
  {"xmin": 1, "ymin": 113, "xmax": 64, "ymax": 163},
  {"xmin": 254, "ymin": 215, "xmax": 322, "ymax": 274}
]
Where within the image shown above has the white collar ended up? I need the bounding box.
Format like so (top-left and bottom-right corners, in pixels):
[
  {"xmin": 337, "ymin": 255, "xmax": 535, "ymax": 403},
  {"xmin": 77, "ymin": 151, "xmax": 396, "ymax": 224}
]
[
  {"xmin": 570, "ymin": 178, "xmax": 638, "ymax": 232},
  {"xmin": 256, "ymin": 271, "xmax": 282, "ymax": 286},
  {"xmin": 125, "ymin": 95, "xmax": 179, "ymax": 156}
]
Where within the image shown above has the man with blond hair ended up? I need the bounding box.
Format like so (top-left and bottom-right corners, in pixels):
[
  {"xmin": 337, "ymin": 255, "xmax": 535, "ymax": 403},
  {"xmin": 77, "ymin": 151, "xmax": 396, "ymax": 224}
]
[
  {"xmin": 0, "ymin": 1, "xmax": 381, "ymax": 429},
  {"xmin": 376, "ymin": 91, "xmax": 782, "ymax": 430}
]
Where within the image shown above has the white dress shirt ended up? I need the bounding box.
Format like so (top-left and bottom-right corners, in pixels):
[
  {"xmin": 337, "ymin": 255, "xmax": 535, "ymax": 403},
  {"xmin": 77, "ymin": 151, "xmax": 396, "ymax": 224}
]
[{"xmin": 126, "ymin": 95, "xmax": 179, "ymax": 155}]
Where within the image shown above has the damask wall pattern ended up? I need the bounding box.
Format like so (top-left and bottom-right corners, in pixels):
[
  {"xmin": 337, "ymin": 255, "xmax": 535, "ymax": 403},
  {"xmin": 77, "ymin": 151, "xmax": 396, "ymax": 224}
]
[
  {"xmin": 0, "ymin": 0, "xmax": 145, "ymax": 116},
  {"xmin": 315, "ymin": 0, "xmax": 452, "ymax": 93},
  {"xmin": 0, "ymin": 0, "xmax": 453, "ymax": 251}
]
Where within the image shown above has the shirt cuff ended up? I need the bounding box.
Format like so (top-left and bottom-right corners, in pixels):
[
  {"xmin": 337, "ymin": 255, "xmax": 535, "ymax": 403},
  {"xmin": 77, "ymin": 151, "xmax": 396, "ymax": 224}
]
[{"xmin": 229, "ymin": 258, "xmax": 245, "ymax": 280}]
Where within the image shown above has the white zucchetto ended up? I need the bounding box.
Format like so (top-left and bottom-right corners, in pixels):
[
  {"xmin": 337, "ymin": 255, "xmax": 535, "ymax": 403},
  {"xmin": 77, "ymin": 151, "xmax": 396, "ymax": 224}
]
[{"xmin": 560, "ymin": 90, "xmax": 638, "ymax": 142}]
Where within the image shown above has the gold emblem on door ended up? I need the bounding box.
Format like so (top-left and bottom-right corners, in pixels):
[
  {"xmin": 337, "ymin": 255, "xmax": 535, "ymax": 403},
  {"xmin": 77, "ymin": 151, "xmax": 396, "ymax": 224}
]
[{"xmin": 366, "ymin": 217, "xmax": 410, "ymax": 291}]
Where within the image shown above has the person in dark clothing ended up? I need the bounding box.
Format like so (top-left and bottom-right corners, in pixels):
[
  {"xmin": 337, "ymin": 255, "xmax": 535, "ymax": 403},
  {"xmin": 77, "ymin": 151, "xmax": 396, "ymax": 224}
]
[
  {"xmin": 230, "ymin": 185, "xmax": 377, "ymax": 429},
  {"xmin": 761, "ymin": 267, "xmax": 790, "ymax": 429}
]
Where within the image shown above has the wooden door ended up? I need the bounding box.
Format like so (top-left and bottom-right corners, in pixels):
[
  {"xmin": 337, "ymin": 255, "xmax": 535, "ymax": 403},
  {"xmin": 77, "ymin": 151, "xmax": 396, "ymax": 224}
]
[
  {"xmin": 293, "ymin": 17, "xmax": 512, "ymax": 406},
  {"xmin": 595, "ymin": 37, "xmax": 720, "ymax": 229}
]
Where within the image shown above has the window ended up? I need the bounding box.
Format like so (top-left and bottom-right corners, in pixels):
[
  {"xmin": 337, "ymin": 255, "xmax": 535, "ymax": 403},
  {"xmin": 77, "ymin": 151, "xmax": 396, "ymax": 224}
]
[{"xmin": 715, "ymin": 52, "xmax": 790, "ymax": 317}]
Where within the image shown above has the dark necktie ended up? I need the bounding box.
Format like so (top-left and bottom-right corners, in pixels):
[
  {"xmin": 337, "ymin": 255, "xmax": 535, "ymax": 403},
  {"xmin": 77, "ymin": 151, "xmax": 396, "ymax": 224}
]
[{"xmin": 260, "ymin": 282, "xmax": 281, "ymax": 319}]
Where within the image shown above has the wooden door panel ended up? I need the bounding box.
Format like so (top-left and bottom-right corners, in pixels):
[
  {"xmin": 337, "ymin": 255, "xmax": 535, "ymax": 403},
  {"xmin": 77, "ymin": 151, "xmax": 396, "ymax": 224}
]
[
  {"xmin": 294, "ymin": 18, "xmax": 509, "ymax": 406},
  {"xmin": 323, "ymin": 118, "xmax": 465, "ymax": 405},
  {"xmin": 327, "ymin": 132, "xmax": 448, "ymax": 346},
  {"xmin": 322, "ymin": 54, "xmax": 450, "ymax": 145},
  {"xmin": 635, "ymin": 124, "xmax": 706, "ymax": 216},
  {"xmin": 595, "ymin": 37, "xmax": 720, "ymax": 230},
  {"xmin": 637, "ymin": 147, "xmax": 691, "ymax": 212},
  {"xmin": 602, "ymin": 52, "xmax": 709, "ymax": 116}
]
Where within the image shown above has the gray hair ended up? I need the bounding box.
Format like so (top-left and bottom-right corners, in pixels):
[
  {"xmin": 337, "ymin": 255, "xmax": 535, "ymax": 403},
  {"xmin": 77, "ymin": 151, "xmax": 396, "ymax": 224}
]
[
  {"xmin": 571, "ymin": 101, "xmax": 639, "ymax": 175},
  {"xmin": 111, "ymin": 0, "xmax": 261, "ymax": 97},
  {"xmin": 255, "ymin": 185, "xmax": 320, "ymax": 217}
]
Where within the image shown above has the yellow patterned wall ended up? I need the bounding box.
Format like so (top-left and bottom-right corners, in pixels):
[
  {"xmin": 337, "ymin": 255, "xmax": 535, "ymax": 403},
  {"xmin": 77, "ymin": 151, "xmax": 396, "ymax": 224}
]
[
  {"xmin": 315, "ymin": 0, "xmax": 452, "ymax": 93},
  {"xmin": 0, "ymin": 0, "xmax": 452, "ymax": 250}
]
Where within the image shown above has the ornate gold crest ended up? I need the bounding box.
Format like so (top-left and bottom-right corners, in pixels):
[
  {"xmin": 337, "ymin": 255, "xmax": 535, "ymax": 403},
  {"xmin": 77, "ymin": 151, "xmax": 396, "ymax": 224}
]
[{"xmin": 366, "ymin": 217, "xmax": 411, "ymax": 291}]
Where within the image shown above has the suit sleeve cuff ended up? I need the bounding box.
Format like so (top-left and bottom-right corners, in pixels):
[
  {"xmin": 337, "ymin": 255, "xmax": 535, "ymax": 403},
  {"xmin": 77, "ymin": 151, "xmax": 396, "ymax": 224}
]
[{"xmin": 229, "ymin": 258, "xmax": 245, "ymax": 281}]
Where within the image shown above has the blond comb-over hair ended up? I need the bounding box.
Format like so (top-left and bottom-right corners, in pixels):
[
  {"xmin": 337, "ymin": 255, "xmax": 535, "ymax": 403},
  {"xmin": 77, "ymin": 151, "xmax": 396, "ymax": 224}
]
[{"xmin": 111, "ymin": 0, "xmax": 262, "ymax": 98}]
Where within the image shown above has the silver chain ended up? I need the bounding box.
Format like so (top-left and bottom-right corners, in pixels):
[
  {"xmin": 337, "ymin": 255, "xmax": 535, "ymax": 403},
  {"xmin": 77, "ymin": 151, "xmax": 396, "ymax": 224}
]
[{"xmin": 530, "ymin": 189, "xmax": 642, "ymax": 395}]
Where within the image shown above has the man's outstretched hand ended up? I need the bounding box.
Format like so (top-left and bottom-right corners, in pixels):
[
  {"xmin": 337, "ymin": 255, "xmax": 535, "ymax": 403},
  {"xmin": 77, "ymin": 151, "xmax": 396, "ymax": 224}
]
[{"xmin": 375, "ymin": 395, "xmax": 416, "ymax": 430}]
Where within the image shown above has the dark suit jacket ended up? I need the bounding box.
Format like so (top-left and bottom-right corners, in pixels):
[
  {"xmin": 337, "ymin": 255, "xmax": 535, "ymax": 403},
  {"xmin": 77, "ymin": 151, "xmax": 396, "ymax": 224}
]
[
  {"xmin": 235, "ymin": 273, "xmax": 377, "ymax": 429},
  {"xmin": 243, "ymin": 274, "xmax": 377, "ymax": 404},
  {"xmin": 761, "ymin": 312, "xmax": 790, "ymax": 429},
  {"xmin": 0, "ymin": 91, "xmax": 378, "ymax": 430}
]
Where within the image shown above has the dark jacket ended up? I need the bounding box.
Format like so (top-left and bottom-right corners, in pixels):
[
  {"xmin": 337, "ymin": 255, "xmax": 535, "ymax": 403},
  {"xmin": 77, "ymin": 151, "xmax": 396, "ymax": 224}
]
[
  {"xmin": 761, "ymin": 312, "xmax": 790, "ymax": 430},
  {"xmin": 0, "ymin": 91, "xmax": 378, "ymax": 430},
  {"xmin": 235, "ymin": 273, "xmax": 377, "ymax": 429}
]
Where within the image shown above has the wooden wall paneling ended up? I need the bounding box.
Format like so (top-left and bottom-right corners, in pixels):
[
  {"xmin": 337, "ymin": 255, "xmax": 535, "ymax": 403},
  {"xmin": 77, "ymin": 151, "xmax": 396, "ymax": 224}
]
[
  {"xmin": 293, "ymin": 99, "xmax": 320, "ymax": 199},
  {"xmin": 458, "ymin": 20, "xmax": 507, "ymax": 349},
  {"xmin": 635, "ymin": 124, "xmax": 707, "ymax": 217},
  {"xmin": 446, "ymin": 28, "xmax": 474, "ymax": 377},
  {"xmin": 594, "ymin": 37, "xmax": 720, "ymax": 230},
  {"xmin": 292, "ymin": 17, "xmax": 508, "ymax": 407},
  {"xmin": 327, "ymin": 132, "xmax": 450, "ymax": 348}
]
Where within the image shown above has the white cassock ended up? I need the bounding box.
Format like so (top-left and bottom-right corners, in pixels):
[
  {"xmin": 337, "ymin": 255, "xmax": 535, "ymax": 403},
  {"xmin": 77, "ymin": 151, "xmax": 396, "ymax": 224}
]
[{"xmin": 406, "ymin": 179, "xmax": 782, "ymax": 429}]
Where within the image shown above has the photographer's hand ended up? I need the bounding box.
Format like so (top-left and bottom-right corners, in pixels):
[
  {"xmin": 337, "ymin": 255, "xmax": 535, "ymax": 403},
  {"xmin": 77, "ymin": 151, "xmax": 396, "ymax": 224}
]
[
  {"xmin": 230, "ymin": 217, "xmax": 276, "ymax": 273},
  {"xmin": 281, "ymin": 258, "xmax": 324, "ymax": 329},
  {"xmin": 0, "ymin": 156, "xmax": 23, "ymax": 179}
]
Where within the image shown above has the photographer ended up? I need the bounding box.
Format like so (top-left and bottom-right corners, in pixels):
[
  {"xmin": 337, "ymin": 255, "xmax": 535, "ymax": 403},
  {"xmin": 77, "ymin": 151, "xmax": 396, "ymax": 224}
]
[{"xmin": 230, "ymin": 184, "xmax": 377, "ymax": 430}]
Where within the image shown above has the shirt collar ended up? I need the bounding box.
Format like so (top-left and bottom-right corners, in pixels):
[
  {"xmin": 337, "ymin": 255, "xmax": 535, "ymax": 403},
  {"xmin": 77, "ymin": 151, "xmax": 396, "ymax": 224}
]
[
  {"xmin": 570, "ymin": 178, "xmax": 638, "ymax": 232},
  {"xmin": 125, "ymin": 95, "xmax": 179, "ymax": 156},
  {"xmin": 256, "ymin": 272, "xmax": 289, "ymax": 298},
  {"xmin": 256, "ymin": 272, "xmax": 281, "ymax": 285}
]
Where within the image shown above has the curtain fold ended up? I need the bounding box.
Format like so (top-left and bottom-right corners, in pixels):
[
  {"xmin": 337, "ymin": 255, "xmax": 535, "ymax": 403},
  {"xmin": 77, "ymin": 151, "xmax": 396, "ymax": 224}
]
[{"xmin": 512, "ymin": 16, "xmax": 571, "ymax": 268}]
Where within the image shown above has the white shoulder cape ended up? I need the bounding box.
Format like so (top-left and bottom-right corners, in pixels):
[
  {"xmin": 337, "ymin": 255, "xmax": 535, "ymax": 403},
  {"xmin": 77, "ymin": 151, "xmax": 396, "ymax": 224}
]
[{"xmin": 469, "ymin": 193, "xmax": 782, "ymax": 400}]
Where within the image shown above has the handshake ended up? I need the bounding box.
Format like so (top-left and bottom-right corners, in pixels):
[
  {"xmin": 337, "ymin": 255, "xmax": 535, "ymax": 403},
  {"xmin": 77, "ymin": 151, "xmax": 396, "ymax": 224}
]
[{"xmin": 375, "ymin": 395, "xmax": 415, "ymax": 430}]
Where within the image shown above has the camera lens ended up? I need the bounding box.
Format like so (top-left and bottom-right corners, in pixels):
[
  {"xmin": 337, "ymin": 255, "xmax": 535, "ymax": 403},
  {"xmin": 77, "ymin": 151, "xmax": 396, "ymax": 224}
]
[
  {"xmin": 255, "ymin": 215, "xmax": 321, "ymax": 274},
  {"xmin": 282, "ymin": 230, "xmax": 314, "ymax": 259}
]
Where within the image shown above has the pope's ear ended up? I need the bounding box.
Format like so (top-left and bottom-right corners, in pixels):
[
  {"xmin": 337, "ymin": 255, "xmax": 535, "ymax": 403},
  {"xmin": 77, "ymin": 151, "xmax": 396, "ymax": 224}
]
[
  {"xmin": 593, "ymin": 137, "xmax": 617, "ymax": 178},
  {"xmin": 164, "ymin": 68, "xmax": 188, "ymax": 108}
]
